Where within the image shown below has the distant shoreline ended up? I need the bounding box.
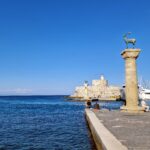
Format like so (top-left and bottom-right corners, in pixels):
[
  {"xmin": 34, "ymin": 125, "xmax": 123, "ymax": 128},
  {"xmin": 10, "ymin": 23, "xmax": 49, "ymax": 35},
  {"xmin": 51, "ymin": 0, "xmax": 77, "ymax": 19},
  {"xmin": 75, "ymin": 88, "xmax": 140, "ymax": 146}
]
[{"xmin": 0, "ymin": 95, "xmax": 69, "ymax": 97}]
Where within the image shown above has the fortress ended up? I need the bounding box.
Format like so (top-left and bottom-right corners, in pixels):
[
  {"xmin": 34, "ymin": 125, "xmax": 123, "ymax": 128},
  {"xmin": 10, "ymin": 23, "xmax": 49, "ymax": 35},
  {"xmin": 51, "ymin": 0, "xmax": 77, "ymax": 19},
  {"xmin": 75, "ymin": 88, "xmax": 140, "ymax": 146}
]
[{"xmin": 71, "ymin": 75, "xmax": 121, "ymax": 100}]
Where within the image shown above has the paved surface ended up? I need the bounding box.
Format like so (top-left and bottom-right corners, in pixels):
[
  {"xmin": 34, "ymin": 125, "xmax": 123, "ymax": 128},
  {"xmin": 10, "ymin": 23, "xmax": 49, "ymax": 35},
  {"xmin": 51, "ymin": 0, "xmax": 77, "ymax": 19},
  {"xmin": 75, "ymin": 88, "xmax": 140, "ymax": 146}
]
[
  {"xmin": 94, "ymin": 110, "xmax": 150, "ymax": 150},
  {"xmin": 85, "ymin": 109, "xmax": 127, "ymax": 150}
]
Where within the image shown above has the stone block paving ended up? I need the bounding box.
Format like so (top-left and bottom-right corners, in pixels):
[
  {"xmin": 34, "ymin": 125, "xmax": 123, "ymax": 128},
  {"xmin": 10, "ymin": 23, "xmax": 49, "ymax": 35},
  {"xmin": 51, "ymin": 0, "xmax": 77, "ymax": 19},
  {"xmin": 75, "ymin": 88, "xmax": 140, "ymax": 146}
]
[{"xmin": 94, "ymin": 110, "xmax": 150, "ymax": 150}]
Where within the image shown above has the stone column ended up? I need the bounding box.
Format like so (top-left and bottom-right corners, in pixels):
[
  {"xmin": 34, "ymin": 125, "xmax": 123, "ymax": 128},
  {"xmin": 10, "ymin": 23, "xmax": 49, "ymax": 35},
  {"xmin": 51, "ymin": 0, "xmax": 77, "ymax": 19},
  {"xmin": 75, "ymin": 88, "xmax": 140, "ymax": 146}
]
[{"xmin": 121, "ymin": 49, "xmax": 144, "ymax": 112}]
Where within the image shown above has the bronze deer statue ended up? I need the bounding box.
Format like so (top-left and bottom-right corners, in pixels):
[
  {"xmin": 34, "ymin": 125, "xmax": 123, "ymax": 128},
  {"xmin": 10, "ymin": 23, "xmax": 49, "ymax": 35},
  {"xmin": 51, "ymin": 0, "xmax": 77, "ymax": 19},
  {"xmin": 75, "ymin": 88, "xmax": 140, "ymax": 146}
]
[{"xmin": 123, "ymin": 32, "xmax": 136, "ymax": 48}]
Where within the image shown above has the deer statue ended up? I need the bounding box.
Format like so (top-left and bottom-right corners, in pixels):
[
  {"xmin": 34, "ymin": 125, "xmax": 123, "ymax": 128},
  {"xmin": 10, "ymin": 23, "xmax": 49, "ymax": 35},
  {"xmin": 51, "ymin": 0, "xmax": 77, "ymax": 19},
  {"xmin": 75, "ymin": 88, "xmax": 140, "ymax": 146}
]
[{"xmin": 123, "ymin": 32, "xmax": 136, "ymax": 48}]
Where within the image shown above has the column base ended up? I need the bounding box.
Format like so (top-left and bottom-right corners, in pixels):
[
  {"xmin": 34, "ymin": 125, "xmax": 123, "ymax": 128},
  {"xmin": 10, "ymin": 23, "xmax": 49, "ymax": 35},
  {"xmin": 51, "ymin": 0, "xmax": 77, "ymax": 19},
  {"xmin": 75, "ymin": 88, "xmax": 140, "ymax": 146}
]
[{"xmin": 120, "ymin": 105, "xmax": 145, "ymax": 113}]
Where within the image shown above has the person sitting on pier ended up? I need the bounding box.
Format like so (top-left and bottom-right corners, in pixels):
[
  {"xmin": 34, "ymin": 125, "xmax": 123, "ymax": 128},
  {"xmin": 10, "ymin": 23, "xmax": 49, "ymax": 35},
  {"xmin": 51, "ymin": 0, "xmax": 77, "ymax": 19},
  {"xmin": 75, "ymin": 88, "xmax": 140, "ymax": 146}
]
[
  {"xmin": 141, "ymin": 100, "xmax": 149, "ymax": 112},
  {"xmin": 93, "ymin": 102, "xmax": 100, "ymax": 110},
  {"xmin": 85, "ymin": 100, "xmax": 91, "ymax": 108}
]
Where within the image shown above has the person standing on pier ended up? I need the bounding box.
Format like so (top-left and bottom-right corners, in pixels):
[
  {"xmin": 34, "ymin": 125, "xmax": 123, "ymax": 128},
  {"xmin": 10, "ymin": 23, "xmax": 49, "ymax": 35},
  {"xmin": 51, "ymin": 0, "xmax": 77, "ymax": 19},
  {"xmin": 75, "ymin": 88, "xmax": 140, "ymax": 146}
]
[{"xmin": 141, "ymin": 100, "xmax": 149, "ymax": 112}]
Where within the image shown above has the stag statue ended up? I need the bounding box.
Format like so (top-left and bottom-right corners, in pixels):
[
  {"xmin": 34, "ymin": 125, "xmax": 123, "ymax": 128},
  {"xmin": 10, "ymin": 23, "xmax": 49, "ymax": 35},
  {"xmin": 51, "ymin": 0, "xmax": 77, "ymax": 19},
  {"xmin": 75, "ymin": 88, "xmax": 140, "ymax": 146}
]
[{"xmin": 123, "ymin": 32, "xmax": 136, "ymax": 48}]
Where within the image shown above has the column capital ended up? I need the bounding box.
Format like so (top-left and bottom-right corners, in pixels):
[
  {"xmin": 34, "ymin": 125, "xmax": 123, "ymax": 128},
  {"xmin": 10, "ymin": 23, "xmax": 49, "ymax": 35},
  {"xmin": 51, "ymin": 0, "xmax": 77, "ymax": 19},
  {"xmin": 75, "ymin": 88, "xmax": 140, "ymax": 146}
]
[{"xmin": 121, "ymin": 49, "xmax": 141, "ymax": 59}]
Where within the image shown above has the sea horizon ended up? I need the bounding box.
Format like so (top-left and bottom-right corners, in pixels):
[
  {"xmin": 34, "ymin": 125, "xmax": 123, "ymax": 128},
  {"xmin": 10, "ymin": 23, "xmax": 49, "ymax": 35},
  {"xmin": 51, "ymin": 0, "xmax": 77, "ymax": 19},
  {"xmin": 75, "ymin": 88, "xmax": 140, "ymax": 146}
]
[{"xmin": 0, "ymin": 95, "xmax": 69, "ymax": 97}]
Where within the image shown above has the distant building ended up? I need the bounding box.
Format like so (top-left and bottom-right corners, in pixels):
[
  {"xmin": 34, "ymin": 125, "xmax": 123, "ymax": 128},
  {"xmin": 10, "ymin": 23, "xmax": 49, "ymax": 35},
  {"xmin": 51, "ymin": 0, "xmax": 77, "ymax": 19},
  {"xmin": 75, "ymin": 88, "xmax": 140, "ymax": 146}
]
[{"xmin": 71, "ymin": 75, "xmax": 121, "ymax": 100}]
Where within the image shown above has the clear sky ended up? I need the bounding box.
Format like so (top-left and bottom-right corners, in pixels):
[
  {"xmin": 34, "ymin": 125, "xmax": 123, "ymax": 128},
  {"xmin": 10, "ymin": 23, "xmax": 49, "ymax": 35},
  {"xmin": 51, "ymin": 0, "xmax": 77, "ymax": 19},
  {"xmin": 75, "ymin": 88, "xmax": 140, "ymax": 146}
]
[{"xmin": 0, "ymin": 0, "xmax": 150, "ymax": 95}]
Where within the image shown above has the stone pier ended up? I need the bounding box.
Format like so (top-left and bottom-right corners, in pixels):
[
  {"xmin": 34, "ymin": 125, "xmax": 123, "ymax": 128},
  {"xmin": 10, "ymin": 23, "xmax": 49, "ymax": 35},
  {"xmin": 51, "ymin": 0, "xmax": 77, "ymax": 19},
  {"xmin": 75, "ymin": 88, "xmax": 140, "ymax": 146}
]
[{"xmin": 121, "ymin": 49, "xmax": 144, "ymax": 112}]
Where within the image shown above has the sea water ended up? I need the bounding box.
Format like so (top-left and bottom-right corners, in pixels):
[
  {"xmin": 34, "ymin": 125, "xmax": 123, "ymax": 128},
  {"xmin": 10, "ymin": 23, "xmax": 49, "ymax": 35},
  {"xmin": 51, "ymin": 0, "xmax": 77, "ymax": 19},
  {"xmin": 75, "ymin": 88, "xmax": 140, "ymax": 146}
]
[{"xmin": 0, "ymin": 96, "xmax": 123, "ymax": 150}]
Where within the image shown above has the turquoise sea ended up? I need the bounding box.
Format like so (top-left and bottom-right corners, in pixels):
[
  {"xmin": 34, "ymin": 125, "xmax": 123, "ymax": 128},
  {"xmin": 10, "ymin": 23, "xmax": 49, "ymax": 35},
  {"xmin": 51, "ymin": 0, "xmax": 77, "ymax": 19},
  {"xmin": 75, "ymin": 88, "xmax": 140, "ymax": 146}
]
[{"xmin": 0, "ymin": 96, "xmax": 124, "ymax": 150}]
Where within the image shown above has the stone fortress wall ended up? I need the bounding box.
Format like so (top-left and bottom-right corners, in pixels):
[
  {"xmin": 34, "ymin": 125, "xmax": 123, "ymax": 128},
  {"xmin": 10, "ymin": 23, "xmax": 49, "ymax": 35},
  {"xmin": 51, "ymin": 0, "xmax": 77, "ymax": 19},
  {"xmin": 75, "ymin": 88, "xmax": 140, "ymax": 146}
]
[{"xmin": 71, "ymin": 75, "xmax": 121, "ymax": 100}]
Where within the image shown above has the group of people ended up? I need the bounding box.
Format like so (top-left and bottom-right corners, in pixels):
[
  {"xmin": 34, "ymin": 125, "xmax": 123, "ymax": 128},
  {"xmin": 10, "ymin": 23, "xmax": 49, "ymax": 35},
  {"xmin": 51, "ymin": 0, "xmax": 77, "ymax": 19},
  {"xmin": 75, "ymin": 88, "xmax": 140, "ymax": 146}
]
[
  {"xmin": 85, "ymin": 99, "xmax": 149, "ymax": 112},
  {"xmin": 85, "ymin": 100, "xmax": 100, "ymax": 110}
]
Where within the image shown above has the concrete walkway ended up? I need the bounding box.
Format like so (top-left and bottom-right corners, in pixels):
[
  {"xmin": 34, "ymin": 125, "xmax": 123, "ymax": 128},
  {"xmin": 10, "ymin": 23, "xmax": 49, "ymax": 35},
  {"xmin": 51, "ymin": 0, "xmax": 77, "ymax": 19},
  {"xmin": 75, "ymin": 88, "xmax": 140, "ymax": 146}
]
[
  {"xmin": 85, "ymin": 109, "xmax": 127, "ymax": 150},
  {"xmin": 94, "ymin": 110, "xmax": 150, "ymax": 150}
]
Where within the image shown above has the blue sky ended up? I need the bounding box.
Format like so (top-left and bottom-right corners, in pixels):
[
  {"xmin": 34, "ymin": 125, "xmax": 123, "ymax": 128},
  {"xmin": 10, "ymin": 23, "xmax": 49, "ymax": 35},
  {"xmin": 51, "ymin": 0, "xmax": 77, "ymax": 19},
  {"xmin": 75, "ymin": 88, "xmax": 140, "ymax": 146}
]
[{"xmin": 0, "ymin": 0, "xmax": 150, "ymax": 95}]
